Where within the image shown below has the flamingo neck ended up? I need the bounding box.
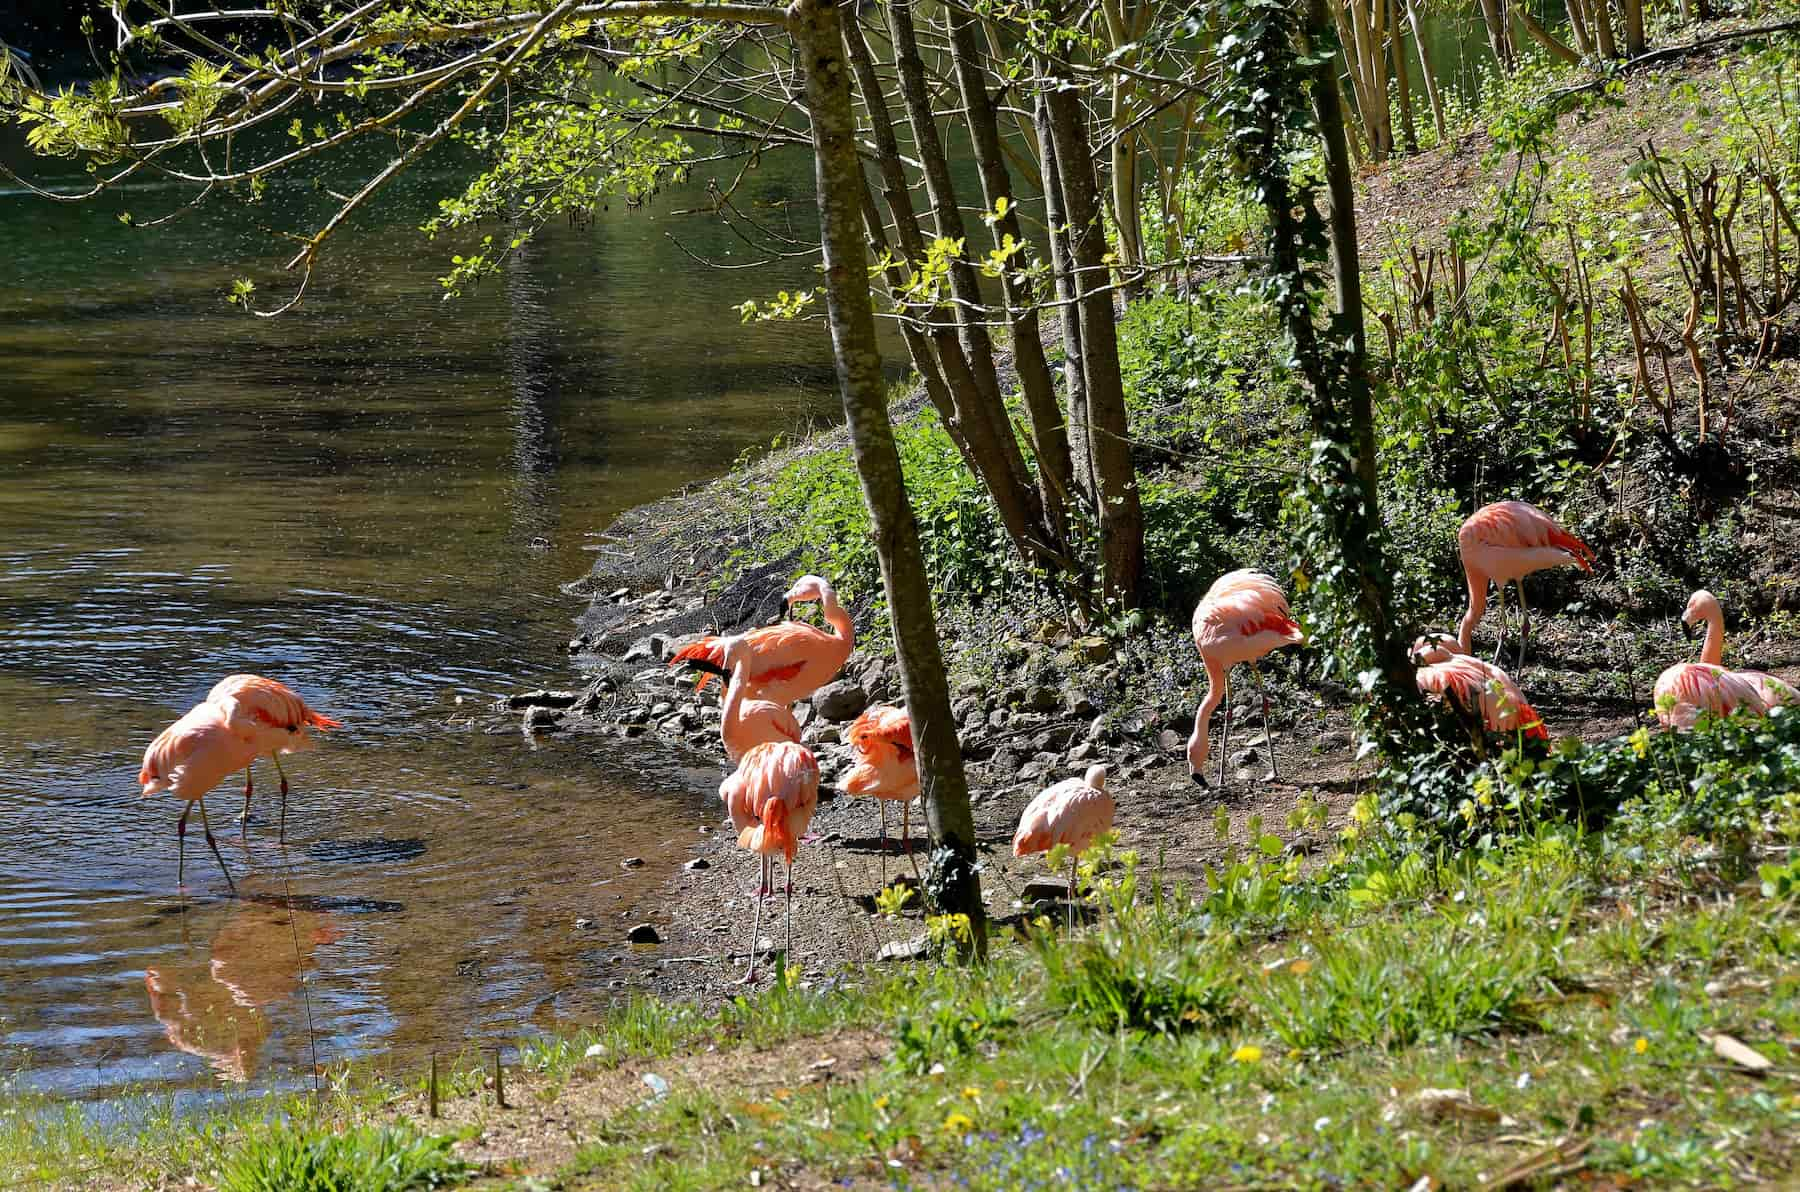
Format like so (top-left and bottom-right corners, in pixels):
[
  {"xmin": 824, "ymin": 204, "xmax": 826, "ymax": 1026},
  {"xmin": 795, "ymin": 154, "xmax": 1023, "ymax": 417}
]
[
  {"xmin": 1700, "ymin": 608, "xmax": 1725, "ymax": 666},
  {"xmin": 821, "ymin": 591, "xmax": 854, "ymax": 648},
  {"xmin": 1456, "ymin": 563, "xmax": 1488, "ymax": 654},
  {"xmin": 1188, "ymin": 660, "xmax": 1228, "ymax": 771},
  {"xmin": 721, "ymin": 663, "xmax": 749, "ymax": 734}
]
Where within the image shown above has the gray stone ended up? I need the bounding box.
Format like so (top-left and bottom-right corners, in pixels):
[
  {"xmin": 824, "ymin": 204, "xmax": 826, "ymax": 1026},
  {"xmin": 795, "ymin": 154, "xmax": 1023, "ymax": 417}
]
[
  {"xmin": 1032, "ymin": 724, "xmax": 1078, "ymax": 753},
  {"xmin": 814, "ymin": 725, "xmax": 842, "ymax": 746},
  {"xmin": 617, "ymin": 706, "xmax": 651, "ymax": 726},
  {"xmin": 1158, "ymin": 729, "xmax": 1184, "ymax": 754},
  {"xmin": 1069, "ymin": 741, "xmax": 1097, "ymax": 763},
  {"xmin": 952, "ymin": 695, "xmax": 979, "ymax": 724},
  {"xmin": 627, "ymin": 923, "xmax": 661, "ymax": 945},
  {"xmin": 877, "ymin": 934, "xmax": 931, "ymax": 962},
  {"xmin": 1230, "ymin": 747, "xmax": 1260, "ymax": 768},
  {"xmin": 813, "ymin": 679, "xmax": 869, "ymax": 722},
  {"xmin": 608, "ymin": 587, "xmax": 632, "ymax": 602},
  {"xmin": 1319, "ymin": 729, "xmax": 1352, "ymax": 748},
  {"xmin": 987, "ymin": 709, "xmax": 1010, "ymax": 730},
  {"xmin": 1022, "ymin": 876, "xmax": 1071, "ymax": 902},
  {"xmin": 1025, "ymin": 685, "xmax": 1060, "ymax": 713},
  {"xmin": 622, "ymin": 636, "xmax": 662, "ymax": 664},
  {"xmin": 1075, "ymin": 636, "xmax": 1112, "ymax": 664},
  {"xmin": 650, "ymin": 701, "xmax": 674, "ymax": 717},
  {"xmin": 523, "ymin": 706, "xmax": 564, "ymax": 733},
  {"xmin": 621, "ymin": 856, "xmax": 645, "ymax": 869},
  {"xmin": 960, "ymin": 736, "xmax": 994, "ymax": 761},
  {"xmin": 575, "ymin": 917, "xmax": 596, "ymax": 930}
]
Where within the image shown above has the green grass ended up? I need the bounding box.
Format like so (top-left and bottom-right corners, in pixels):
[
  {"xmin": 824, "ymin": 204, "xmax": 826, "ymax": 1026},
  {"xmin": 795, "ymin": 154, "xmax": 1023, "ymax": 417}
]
[{"xmin": 215, "ymin": 1124, "xmax": 468, "ymax": 1192}]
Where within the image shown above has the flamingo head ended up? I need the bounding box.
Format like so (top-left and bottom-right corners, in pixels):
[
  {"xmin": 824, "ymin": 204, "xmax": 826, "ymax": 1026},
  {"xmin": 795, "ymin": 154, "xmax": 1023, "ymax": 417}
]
[
  {"xmin": 1186, "ymin": 731, "xmax": 1208, "ymax": 786},
  {"xmin": 1083, "ymin": 764, "xmax": 1108, "ymax": 791},
  {"xmin": 783, "ymin": 574, "xmax": 834, "ymax": 609},
  {"xmin": 1408, "ymin": 633, "xmax": 1462, "ymax": 665},
  {"xmin": 718, "ymin": 634, "xmax": 750, "ymax": 675},
  {"xmin": 1681, "ymin": 590, "xmax": 1719, "ymax": 639}
]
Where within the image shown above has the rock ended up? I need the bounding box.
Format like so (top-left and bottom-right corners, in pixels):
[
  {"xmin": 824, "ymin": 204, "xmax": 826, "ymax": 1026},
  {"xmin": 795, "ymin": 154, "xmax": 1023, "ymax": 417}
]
[
  {"xmin": 631, "ymin": 668, "xmax": 664, "ymax": 685},
  {"xmin": 813, "ymin": 679, "xmax": 869, "ymax": 722},
  {"xmin": 1158, "ymin": 729, "xmax": 1184, "ymax": 754},
  {"xmin": 1230, "ymin": 747, "xmax": 1260, "ymax": 768},
  {"xmin": 1019, "ymin": 757, "xmax": 1053, "ymax": 782},
  {"xmin": 1031, "ymin": 725, "xmax": 1078, "ymax": 753},
  {"xmin": 617, "ymin": 706, "xmax": 651, "ymax": 726},
  {"xmin": 952, "ymin": 695, "xmax": 979, "ymax": 724},
  {"xmin": 987, "ymin": 709, "xmax": 1009, "ymax": 730},
  {"xmin": 608, "ymin": 586, "xmax": 632, "ymax": 602},
  {"xmin": 862, "ymin": 658, "xmax": 888, "ymax": 687},
  {"xmin": 621, "ymin": 856, "xmax": 645, "ymax": 869},
  {"xmin": 1025, "ymin": 685, "xmax": 1060, "ymax": 713},
  {"xmin": 1022, "ymin": 876, "xmax": 1071, "ymax": 902},
  {"xmin": 1087, "ymin": 714, "xmax": 1113, "ymax": 743},
  {"xmin": 960, "ymin": 737, "xmax": 994, "ymax": 762},
  {"xmin": 523, "ymin": 706, "xmax": 564, "ymax": 733},
  {"xmin": 650, "ymin": 701, "xmax": 674, "ymax": 717},
  {"xmin": 622, "ymin": 636, "xmax": 662, "ymax": 664},
  {"xmin": 684, "ymin": 857, "xmax": 711, "ymax": 871},
  {"xmin": 991, "ymin": 749, "xmax": 1022, "ymax": 775},
  {"xmin": 627, "ymin": 923, "xmax": 661, "ymax": 945},
  {"xmin": 877, "ymin": 934, "xmax": 931, "ymax": 962},
  {"xmin": 1319, "ymin": 729, "xmax": 1352, "ymax": 748},
  {"xmin": 1075, "ymin": 636, "xmax": 1112, "ymax": 664},
  {"xmin": 565, "ymin": 636, "xmax": 589, "ymax": 654},
  {"xmin": 1069, "ymin": 741, "xmax": 1097, "ymax": 763},
  {"xmin": 575, "ymin": 917, "xmax": 597, "ymax": 930},
  {"xmin": 1066, "ymin": 690, "xmax": 1098, "ymax": 717},
  {"xmin": 794, "ymin": 701, "xmax": 816, "ymax": 729},
  {"xmin": 622, "ymin": 723, "xmax": 647, "ymax": 738},
  {"xmin": 814, "ymin": 725, "xmax": 842, "ymax": 746},
  {"xmin": 1233, "ymin": 767, "xmax": 1260, "ymax": 783}
]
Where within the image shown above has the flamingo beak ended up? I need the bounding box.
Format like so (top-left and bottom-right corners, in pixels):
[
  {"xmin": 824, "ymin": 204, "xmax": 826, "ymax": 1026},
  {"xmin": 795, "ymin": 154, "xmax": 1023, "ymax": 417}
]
[
  {"xmin": 1680, "ymin": 618, "xmax": 1696, "ymax": 642},
  {"xmin": 1191, "ymin": 770, "xmax": 1209, "ymax": 788}
]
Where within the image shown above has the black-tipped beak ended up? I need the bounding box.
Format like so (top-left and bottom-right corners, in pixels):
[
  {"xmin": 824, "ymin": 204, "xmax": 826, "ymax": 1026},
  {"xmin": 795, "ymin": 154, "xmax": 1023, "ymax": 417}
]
[
  {"xmin": 1680, "ymin": 619, "xmax": 1696, "ymax": 641},
  {"xmin": 1191, "ymin": 770, "xmax": 1209, "ymax": 788}
]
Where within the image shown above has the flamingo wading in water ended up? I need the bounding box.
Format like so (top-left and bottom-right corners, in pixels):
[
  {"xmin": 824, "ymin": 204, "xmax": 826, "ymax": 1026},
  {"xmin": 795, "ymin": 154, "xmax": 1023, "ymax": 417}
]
[
  {"xmin": 842, "ymin": 704, "xmax": 919, "ymax": 883},
  {"xmin": 671, "ymin": 575, "xmax": 853, "ymax": 707},
  {"xmin": 206, "ymin": 674, "xmax": 341, "ymax": 841},
  {"xmin": 1187, "ymin": 570, "xmax": 1305, "ymax": 787},
  {"xmin": 1013, "ymin": 765, "xmax": 1113, "ymax": 928},
  {"xmin": 140, "ymin": 701, "xmax": 262, "ymax": 891},
  {"xmin": 720, "ymin": 741, "xmax": 820, "ymax": 983},
  {"xmin": 1410, "ymin": 635, "xmax": 1548, "ymax": 740},
  {"xmin": 1457, "ymin": 501, "xmax": 1595, "ymax": 668},
  {"xmin": 1680, "ymin": 590, "xmax": 1798, "ymax": 708}
]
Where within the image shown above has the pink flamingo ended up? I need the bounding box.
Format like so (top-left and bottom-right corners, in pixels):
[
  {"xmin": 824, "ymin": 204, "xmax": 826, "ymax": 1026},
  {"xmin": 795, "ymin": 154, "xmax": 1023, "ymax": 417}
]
[
  {"xmin": 1652, "ymin": 662, "xmax": 1769, "ymax": 730},
  {"xmin": 1013, "ymin": 765, "xmax": 1113, "ymax": 926},
  {"xmin": 1680, "ymin": 590, "xmax": 1798, "ymax": 708},
  {"xmin": 140, "ymin": 701, "xmax": 261, "ymax": 891},
  {"xmin": 720, "ymin": 741, "xmax": 820, "ymax": 982},
  {"xmin": 670, "ymin": 575, "xmax": 853, "ymax": 706},
  {"xmin": 1456, "ymin": 501, "xmax": 1595, "ymax": 667},
  {"xmin": 717, "ymin": 638, "xmax": 802, "ymax": 764},
  {"xmin": 206, "ymin": 674, "xmax": 341, "ymax": 841},
  {"xmin": 1410, "ymin": 635, "xmax": 1549, "ymax": 740},
  {"xmin": 1187, "ymin": 570, "xmax": 1305, "ymax": 787},
  {"xmin": 842, "ymin": 704, "xmax": 919, "ymax": 883}
]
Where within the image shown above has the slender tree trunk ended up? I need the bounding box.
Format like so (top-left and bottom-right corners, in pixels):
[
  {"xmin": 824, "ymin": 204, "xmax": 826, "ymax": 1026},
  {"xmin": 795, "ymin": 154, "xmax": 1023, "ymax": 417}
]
[
  {"xmin": 1564, "ymin": 0, "xmax": 1596, "ymax": 57},
  {"xmin": 1390, "ymin": 0, "xmax": 1418, "ymax": 154},
  {"xmin": 1036, "ymin": 85, "xmax": 1095, "ymax": 507},
  {"xmin": 868, "ymin": 1, "xmax": 1059, "ymax": 580},
  {"xmin": 945, "ymin": 4, "xmax": 1076, "ymax": 546},
  {"xmin": 1621, "ymin": 0, "xmax": 1646, "ymax": 55},
  {"xmin": 1302, "ymin": 0, "xmax": 1415, "ymax": 702},
  {"xmin": 1519, "ymin": 7, "xmax": 1583, "ymax": 65},
  {"xmin": 1044, "ymin": 78, "xmax": 1144, "ymax": 607},
  {"xmin": 791, "ymin": 0, "xmax": 985, "ymax": 954},
  {"xmin": 1590, "ymin": 0, "xmax": 1620, "ymax": 59},
  {"xmin": 1475, "ymin": 0, "xmax": 1516, "ymax": 71},
  {"xmin": 1404, "ymin": 0, "xmax": 1447, "ymax": 141}
]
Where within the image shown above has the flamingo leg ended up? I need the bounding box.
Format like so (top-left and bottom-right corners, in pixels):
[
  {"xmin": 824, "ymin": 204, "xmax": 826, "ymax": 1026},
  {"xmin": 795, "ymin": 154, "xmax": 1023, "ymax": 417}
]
[
  {"xmin": 903, "ymin": 800, "xmax": 921, "ymax": 884},
  {"xmin": 176, "ymin": 803, "xmax": 191, "ymax": 888},
  {"xmin": 239, "ymin": 763, "xmax": 253, "ymax": 825},
  {"xmin": 1217, "ymin": 684, "xmax": 1233, "ymax": 788},
  {"xmin": 1491, "ymin": 581, "xmax": 1508, "ymax": 666},
  {"xmin": 1515, "ymin": 578, "xmax": 1531, "ymax": 671},
  {"xmin": 1066, "ymin": 854, "xmax": 1077, "ymax": 934},
  {"xmin": 741, "ymin": 855, "xmax": 769, "ymax": 984},
  {"xmin": 196, "ymin": 796, "xmax": 236, "ymax": 894},
  {"xmin": 784, "ymin": 856, "xmax": 795, "ymax": 970},
  {"xmin": 271, "ymin": 752, "xmax": 290, "ymax": 844},
  {"xmin": 1253, "ymin": 664, "xmax": 1279, "ymax": 782},
  {"xmin": 878, "ymin": 800, "xmax": 887, "ymax": 888}
]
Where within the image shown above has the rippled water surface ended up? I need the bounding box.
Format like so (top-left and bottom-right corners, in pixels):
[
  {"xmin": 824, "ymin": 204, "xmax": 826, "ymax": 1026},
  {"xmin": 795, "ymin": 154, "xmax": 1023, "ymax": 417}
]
[{"xmin": 0, "ymin": 131, "xmax": 844, "ymax": 1098}]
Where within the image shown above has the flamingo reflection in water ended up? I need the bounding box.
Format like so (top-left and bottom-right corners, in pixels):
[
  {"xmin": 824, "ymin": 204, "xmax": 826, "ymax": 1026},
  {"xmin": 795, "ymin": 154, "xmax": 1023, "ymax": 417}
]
[{"xmin": 142, "ymin": 894, "xmax": 339, "ymax": 1082}]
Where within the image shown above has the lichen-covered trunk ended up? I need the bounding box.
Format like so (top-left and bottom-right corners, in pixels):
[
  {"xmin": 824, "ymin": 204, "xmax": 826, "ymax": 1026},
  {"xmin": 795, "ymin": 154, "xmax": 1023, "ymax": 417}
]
[
  {"xmin": 790, "ymin": 0, "xmax": 986, "ymax": 955},
  {"xmin": 1044, "ymin": 80, "xmax": 1144, "ymax": 608}
]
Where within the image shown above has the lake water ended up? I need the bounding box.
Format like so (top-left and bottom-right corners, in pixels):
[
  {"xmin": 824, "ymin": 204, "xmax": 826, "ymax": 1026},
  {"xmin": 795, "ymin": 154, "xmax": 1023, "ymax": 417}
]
[{"xmin": 0, "ymin": 130, "xmax": 847, "ymax": 1099}]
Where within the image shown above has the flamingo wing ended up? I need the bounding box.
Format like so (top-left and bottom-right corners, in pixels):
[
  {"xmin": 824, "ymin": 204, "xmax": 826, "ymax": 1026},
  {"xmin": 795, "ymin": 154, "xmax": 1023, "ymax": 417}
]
[
  {"xmin": 1012, "ymin": 778, "xmax": 1115, "ymax": 857},
  {"xmin": 140, "ymin": 703, "xmax": 260, "ymax": 799},
  {"xmin": 1461, "ymin": 501, "xmax": 1595, "ymax": 572},
  {"xmin": 729, "ymin": 743, "xmax": 820, "ymax": 861}
]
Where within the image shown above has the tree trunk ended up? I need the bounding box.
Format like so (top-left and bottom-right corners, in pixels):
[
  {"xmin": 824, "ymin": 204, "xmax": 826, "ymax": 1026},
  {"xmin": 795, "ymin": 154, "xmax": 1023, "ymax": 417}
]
[
  {"xmin": 1390, "ymin": 0, "xmax": 1418, "ymax": 154},
  {"xmin": 1563, "ymin": 0, "xmax": 1596, "ymax": 57},
  {"xmin": 875, "ymin": 1, "xmax": 1062, "ymax": 580},
  {"xmin": 1475, "ymin": 0, "xmax": 1515, "ymax": 71},
  {"xmin": 1404, "ymin": 0, "xmax": 1447, "ymax": 141},
  {"xmin": 1590, "ymin": 0, "xmax": 1620, "ymax": 59},
  {"xmin": 1518, "ymin": 7, "xmax": 1583, "ymax": 65},
  {"xmin": 1044, "ymin": 77, "xmax": 1144, "ymax": 608},
  {"xmin": 945, "ymin": 4, "xmax": 1077, "ymax": 547},
  {"xmin": 791, "ymin": 0, "xmax": 986, "ymax": 954},
  {"xmin": 1621, "ymin": 0, "xmax": 1646, "ymax": 55},
  {"xmin": 1302, "ymin": 0, "xmax": 1416, "ymax": 706},
  {"xmin": 1035, "ymin": 85, "xmax": 1095, "ymax": 507}
]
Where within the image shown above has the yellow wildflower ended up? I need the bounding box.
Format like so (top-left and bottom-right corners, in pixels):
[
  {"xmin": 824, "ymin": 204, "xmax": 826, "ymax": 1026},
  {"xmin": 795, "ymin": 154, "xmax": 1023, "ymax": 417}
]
[
  {"xmin": 1634, "ymin": 1037, "xmax": 1649, "ymax": 1054},
  {"xmin": 1231, "ymin": 1045, "xmax": 1264, "ymax": 1064},
  {"xmin": 943, "ymin": 1111, "xmax": 975, "ymax": 1133}
]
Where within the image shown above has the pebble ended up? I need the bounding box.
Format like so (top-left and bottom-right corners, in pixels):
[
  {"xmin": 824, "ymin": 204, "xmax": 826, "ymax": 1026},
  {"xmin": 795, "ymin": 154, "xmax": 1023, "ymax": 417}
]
[
  {"xmin": 575, "ymin": 917, "xmax": 596, "ymax": 930},
  {"xmin": 684, "ymin": 857, "xmax": 711, "ymax": 871},
  {"xmin": 522, "ymin": 706, "xmax": 564, "ymax": 733},
  {"xmin": 627, "ymin": 923, "xmax": 661, "ymax": 944},
  {"xmin": 813, "ymin": 679, "xmax": 870, "ymax": 722},
  {"xmin": 621, "ymin": 856, "xmax": 645, "ymax": 869}
]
